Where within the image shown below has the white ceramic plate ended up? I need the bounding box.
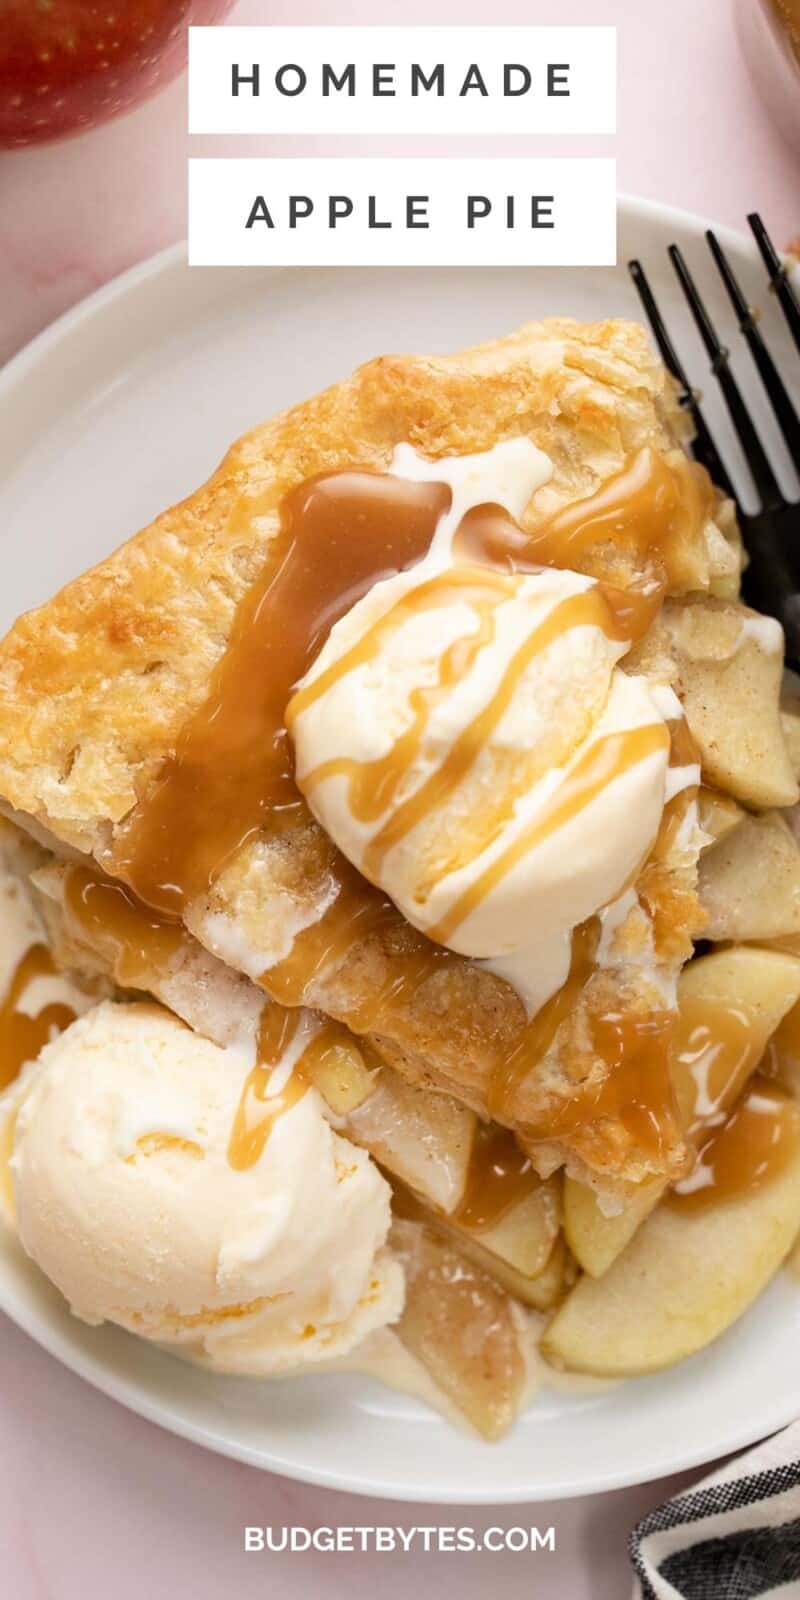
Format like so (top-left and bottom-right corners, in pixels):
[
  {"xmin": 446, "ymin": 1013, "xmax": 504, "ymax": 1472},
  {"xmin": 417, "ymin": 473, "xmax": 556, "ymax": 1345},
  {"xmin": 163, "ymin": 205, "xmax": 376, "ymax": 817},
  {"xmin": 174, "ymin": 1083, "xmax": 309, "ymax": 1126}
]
[{"xmin": 1, "ymin": 196, "xmax": 799, "ymax": 1504}]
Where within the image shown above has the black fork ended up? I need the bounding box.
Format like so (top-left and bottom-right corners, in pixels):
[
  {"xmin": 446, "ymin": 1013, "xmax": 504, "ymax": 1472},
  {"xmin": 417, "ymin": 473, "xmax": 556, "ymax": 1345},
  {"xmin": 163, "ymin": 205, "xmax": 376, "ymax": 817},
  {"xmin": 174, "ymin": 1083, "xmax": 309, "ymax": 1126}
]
[{"xmin": 628, "ymin": 214, "xmax": 800, "ymax": 669}]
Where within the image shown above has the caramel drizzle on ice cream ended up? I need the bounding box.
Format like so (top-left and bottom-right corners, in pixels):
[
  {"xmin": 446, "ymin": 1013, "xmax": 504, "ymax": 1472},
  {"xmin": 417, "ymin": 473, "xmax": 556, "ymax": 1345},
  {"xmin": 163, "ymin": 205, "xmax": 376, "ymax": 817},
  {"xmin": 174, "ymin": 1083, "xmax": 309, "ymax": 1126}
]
[
  {"xmin": 288, "ymin": 580, "xmax": 664, "ymax": 899},
  {"xmin": 0, "ymin": 944, "xmax": 76, "ymax": 1092},
  {"xmin": 227, "ymin": 1008, "xmax": 307, "ymax": 1171},
  {"xmin": 427, "ymin": 722, "xmax": 670, "ymax": 950}
]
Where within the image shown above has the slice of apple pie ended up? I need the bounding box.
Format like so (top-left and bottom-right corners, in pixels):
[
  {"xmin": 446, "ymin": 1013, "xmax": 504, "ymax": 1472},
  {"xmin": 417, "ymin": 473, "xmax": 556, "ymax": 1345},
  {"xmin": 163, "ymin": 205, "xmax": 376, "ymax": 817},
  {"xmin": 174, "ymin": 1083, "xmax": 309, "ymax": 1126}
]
[{"xmin": 4, "ymin": 314, "xmax": 800, "ymax": 1435}]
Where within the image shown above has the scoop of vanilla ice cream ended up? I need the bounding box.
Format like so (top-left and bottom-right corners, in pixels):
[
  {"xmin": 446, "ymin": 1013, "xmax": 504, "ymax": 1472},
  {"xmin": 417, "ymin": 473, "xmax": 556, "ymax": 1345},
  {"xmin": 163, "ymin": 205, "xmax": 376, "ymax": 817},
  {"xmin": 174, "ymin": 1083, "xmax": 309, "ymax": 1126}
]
[
  {"xmin": 288, "ymin": 446, "xmax": 672, "ymax": 1007},
  {"xmin": 12, "ymin": 1001, "xmax": 403, "ymax": 1373}
]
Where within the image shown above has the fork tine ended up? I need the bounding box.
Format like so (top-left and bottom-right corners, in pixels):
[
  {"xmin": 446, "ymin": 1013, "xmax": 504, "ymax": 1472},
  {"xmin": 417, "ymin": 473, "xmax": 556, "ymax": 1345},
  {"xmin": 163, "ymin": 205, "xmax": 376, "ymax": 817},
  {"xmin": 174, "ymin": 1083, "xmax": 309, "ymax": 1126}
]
[
  {"xmin": 669, "ymin": 244, "xmax": 782, "ymax": 509},
  {"xmin": 706, "ymin": 229, "xmax": 800, "ymax": 471},
  {"xmin": 748, "ymin": 212, "xmax": 800, "ymax": 354},
  {"xmin": 628, "ymin": 259, "xmax": 736, "ymax": 499}
]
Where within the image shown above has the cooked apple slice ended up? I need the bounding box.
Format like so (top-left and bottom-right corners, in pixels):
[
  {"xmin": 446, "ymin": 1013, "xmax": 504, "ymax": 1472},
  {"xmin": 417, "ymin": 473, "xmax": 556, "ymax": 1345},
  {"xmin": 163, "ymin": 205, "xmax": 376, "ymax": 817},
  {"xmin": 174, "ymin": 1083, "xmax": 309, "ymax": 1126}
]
[
  {"xmin": 464, "ymin": 1175, "xmax": 560, "ymax": 1278},
  {"xmin": 564, "ymin": 945, "xmax": 800, "ymax": 1277},
  {"xmin": 433, "ymin": 1227, "xmax": 573, "ymax": 1312},
  {"xmin": 390, "ymin": 1219, "xmax": 526, "ymax": 1438},
  {"xmin": 660, "ymin": 598, "xmax": 797, "ymax": 809},
  {"xmin": 696, "ymin": 787, "xmax": 745, "ymax": 849},
  {"xmin": 393, "ymin": 1181, "xmax": 569, "ymax": 1308},
  {"xmin": 765, "ymin": 1010, "xmax": 800, "ymax": 1100},
  {"xmin": 543, "ymin": 1115, "xmax": 800, "ymax": 1376},
  {"xmin": 348, "ymin": 1073, "xmax": 476, "ymax": 1214},
  {"xmin": 434, "ymin": 1126, "xmax": 561, "ymax": 1275},
  {"xmin": 304, "ymin": 1036, "xmax": 377, "ymax": 1115},
  {"xmin": 563, "ymin": 1176, "xmax": 663, "ymax": 1278},
  {"xmin": 763, "ymin": 964, "xmax": 800, "ymax": 1100},
  {"xmin": 706, "ymin": 494, "xmax": 744, "ymax": 601},
  {"xmin": 699, "ymin": 811, "xmax": 800, "ymax": 942},
  {"xmin": 673, "ymin": 944, "xmax": 800, "ymax": 1121},
  {"xmin": 479, "ymin": 1233, "xmax": 574, "ymax": 1311}
]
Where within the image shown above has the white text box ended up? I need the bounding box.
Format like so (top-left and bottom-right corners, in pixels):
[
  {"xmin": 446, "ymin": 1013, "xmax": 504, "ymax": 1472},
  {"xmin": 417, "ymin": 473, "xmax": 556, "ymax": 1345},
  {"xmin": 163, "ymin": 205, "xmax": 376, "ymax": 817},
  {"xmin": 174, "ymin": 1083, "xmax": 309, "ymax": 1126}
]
[
  {"xmin": 188, "ymin": 27, "xmax": 616, "ymax": 137},
  {"xmin": 188, "ymin": 157, "xmax": 617, "ymax": 268}
]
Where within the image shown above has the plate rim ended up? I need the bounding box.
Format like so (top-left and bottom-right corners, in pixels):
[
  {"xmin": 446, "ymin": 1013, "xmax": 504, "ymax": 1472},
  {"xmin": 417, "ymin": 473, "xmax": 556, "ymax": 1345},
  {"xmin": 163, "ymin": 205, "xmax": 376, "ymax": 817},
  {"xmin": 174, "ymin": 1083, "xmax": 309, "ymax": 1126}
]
[
  {"xmin": 1, "ymin": 191, "xmax": 798, "ymax": 1503},
  {"xmin": 3, "ymin": 1260, "xmax": 793, "ymax": 1497},
  {"xmin": 0, "ymin": 190, "xmax": 777, "ymax": 404}
]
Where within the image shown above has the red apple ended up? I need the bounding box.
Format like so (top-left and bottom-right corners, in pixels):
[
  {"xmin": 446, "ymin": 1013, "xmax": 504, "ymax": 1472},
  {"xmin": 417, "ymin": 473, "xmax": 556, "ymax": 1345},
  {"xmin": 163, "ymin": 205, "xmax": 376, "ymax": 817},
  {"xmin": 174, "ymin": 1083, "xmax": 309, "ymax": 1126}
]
[{"xmin": 0, "ymin": 0, "xmax": 236, "ymax": 147}]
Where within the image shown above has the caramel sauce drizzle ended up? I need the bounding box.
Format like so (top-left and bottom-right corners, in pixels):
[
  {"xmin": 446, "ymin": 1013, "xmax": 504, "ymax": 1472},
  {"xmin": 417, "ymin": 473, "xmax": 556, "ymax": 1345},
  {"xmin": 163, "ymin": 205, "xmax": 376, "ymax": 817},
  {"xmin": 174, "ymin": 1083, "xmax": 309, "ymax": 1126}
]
[
  {"xmin": 513, "ymin": 446, "xmax": 713, "ymax": 579},
  {"xmin": 453, "ymin": 1122, "xmax": 537, "ymax": 1232},
  {"xmin": 291, "ymin": 582, "xmax": 650, "ymax": 891},
  {"xmin": 64, "ymin": 863, "xmax": 190, "ymax": 990},
  {"xmin": 672, "ymin": 995, "xmax": 765, "ymax": 1138},
  {"xmin": 259, "ymin": 856, "xmax": 407, "ymax": 1012},
  {"xmin": 289, "ymin": 567, "xmax": 508, "ymax": 844},
  {"xmin": 667, "ymin": 715, "xmax": 700, "ymax": 775},
  {"xmin": 670, "ymin": 1081, "xmax": 800, "ymax": 1213},
  {"xmin": 488, "ymin": 915, "xmax": 678, "ymax": 1165},
  {"xmin": 646, "ymin": 789, "xmax": 693, "ymax": 867},
  {"xmin": 474, "ymin": 975, "xmax": 800, "ymax": 1228},
  {"xmin": 428, "ymin": 721, "xmax": 670, "ymax": 950},
  {"xmin": 227, "ymin": 1007, "xmax": 359, "ymax": 1171},
  {"xmin": 109, "ymin": 473, "xmax": 448, "ymax": 919},
  {"xmin": 227, "ymin": 1008, "xmax": 305, "ymax": 1172},
  {"xmin": 0, "ymin": 944, "xmax": 76, "ymax": 1093},
  {"xmin": 489, "ymin": 920, "xmax": 601, "ymax": 1121},
  {"xmin": 456, "ymin": 921, "xmax": 679, "ymax": 1231},
  {"xmin": 666, "ymin": 992, "xmax": 800, "ymax": 1213}
]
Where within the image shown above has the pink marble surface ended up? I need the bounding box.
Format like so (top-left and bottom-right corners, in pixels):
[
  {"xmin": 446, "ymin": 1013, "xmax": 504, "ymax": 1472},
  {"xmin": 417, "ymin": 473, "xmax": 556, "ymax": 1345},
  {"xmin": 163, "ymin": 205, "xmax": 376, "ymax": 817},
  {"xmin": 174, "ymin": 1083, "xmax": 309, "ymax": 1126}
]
[
  {"xmin": 1, "ymin": 0, "xmax": 799, "ymax": 364},
  {"xmin": 1, "ymin": 3, "xmax": 798, "ymax": 1594}
]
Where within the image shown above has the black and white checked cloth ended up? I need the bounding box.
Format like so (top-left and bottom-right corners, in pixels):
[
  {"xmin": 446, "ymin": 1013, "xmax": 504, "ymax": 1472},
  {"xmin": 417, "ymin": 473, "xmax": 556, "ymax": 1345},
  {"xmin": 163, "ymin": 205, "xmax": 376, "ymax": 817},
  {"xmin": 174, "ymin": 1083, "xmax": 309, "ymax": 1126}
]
[{"xmin": 630, "ymin": 1423, "xmax": 800, "ymax": 1598}]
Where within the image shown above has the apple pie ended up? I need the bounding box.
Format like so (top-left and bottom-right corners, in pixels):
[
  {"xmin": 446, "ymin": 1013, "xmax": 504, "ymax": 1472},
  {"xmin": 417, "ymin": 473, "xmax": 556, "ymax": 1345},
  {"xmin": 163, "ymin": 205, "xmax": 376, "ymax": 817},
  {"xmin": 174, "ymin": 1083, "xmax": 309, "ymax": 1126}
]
[{"xmin": 2, "ymin": 316, "xmax": 800, "ymax": 1437}]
